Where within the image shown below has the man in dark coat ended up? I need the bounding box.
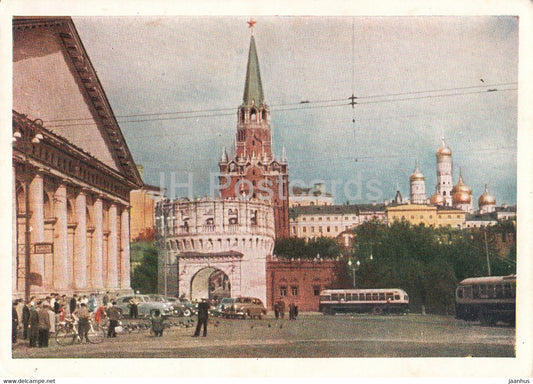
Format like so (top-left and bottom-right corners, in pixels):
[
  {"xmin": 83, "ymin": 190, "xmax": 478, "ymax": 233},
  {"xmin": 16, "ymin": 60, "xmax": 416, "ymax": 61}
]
[
  {"xmin": 193, "ymin": 299, "xmax": 210, "ymax": 337},
  {"xmin": 22, "ymin": 301, "xmax": 30, "ymax": 340},
  {"xmin": 28, "ymin": 304, "xmax": 39, "ymax": 347},
  {"xmin": 69, "ymin": 294, "xmax": 77, "ymax": 315},
  {"xmin": 12, "ymin": 301, "xmax": 19, "ymax": 344},
  {"xmin": 106, "ymin": 302, "xmax": 120, "ymax": 338},
  {"xmin": 37, "ymin": 303, "xmax": 51, "ymax": 347}
]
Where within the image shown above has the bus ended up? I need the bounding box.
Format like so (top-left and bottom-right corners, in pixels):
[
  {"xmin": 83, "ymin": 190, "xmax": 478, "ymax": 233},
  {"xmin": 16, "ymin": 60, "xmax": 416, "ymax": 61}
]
[
  {"xmin": 319, "ymin": 288, "xmax": 409, "ymax": 315},
  {"xmin": 455, "ymin": 275, "xmax": 516, "ymax": 326}
]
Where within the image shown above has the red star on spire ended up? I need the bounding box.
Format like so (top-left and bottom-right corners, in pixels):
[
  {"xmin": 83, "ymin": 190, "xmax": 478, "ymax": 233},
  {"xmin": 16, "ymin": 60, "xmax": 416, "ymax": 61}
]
[{"xmin": 247, "ymin": 19, "xmax": 256, "ymax": 29}]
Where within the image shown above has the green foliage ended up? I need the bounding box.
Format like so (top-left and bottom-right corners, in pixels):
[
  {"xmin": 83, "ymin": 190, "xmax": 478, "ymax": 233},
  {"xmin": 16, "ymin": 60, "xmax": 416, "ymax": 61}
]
[
  {"xmin": 274, "ymin": 237, "xmax": 342, "ymax": 260},
  {"xmin": 131, "ymin": 241, "xmax": 159, "ymax": 294},
  {"xmin": 351, "ymin": 220, "xmax": 516, "ymax": 315}
]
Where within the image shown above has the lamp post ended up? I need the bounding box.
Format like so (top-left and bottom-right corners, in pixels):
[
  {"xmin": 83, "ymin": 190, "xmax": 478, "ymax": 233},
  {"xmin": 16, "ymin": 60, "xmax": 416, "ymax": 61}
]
[
  {"xmin": 347, "ymin": 259, "xmax": 360, "ymax": 288},
  {"xmin": 13, "ymin": 127, "xmax": 43, "ymax": 302}
]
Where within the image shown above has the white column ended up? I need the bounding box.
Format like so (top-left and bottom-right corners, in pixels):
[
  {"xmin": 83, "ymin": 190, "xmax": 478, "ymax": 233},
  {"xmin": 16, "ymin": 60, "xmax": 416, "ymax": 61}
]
[
  {"xmin": 107, "ymin": 203, "xmax": 118, "ymax": 288},
  {"xmin": 53, "ymin": 183, "xmax": 68, "ymax": 291},
  {"xmin": 120, "ymin": 207, "xmax": 131, "ymax": 290},
  {"xmin": 75, "ymin": 191, "xmax": 87, "ymax": 289},
  {"xmin": 93, "ymin": 197, "xmax": 104, "ymax": 289},
  {"xmin": 29, "ymin": 172, "xmax": 45, "ymax": 291}
]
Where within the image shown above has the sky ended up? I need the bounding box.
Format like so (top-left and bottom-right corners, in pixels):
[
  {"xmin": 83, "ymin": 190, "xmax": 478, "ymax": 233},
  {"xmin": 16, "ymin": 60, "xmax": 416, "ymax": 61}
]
[{"xmin": 72, "ymin": 16, "xmax": 518, "ymax": 206}]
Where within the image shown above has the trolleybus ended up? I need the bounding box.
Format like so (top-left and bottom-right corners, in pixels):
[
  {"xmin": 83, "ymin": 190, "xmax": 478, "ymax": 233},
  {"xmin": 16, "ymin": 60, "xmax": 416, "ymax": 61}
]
[
  {"xmin": 319, "ymin": 288, "xmax": 409, "ymax": 315},
  {"xmin": 455, "ymin": 274, "xmax": 515, "ymax": 326}
]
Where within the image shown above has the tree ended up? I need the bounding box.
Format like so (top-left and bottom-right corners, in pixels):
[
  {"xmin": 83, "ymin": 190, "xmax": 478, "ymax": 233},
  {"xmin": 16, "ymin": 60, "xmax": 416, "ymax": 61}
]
[
  {"xmin": 274, "ymin": 237, "xmax": 342, "ymax": 260},
  {"xmin": 131, "ymin": 242, "xmax": 159, "ymax": 293}
]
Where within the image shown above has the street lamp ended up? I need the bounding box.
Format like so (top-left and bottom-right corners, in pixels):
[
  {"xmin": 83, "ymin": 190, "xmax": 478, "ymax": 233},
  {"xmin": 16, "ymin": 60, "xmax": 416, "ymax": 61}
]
[{"xmin": 347, "ymin": 259, "xmax": 360, "ymax": 288}]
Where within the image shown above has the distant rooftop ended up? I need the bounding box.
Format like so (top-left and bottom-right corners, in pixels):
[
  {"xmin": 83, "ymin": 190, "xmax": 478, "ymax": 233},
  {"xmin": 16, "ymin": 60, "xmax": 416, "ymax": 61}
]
[{"xmin": 291, "ymin": 203, "xmax": 386, "ymax": 216}]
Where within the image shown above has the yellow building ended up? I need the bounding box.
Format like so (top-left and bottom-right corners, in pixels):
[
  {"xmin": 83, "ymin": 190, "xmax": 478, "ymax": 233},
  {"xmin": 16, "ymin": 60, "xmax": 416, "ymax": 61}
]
[{"xmin": 386, "ymin": 204, "xmax": 465, "ymax": 228}]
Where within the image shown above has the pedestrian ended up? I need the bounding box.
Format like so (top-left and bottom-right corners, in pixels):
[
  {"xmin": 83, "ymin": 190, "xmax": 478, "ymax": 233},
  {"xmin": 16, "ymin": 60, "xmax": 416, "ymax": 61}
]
[
  {"xmin": 22, "ymin": 300, "xmax": 30, "ymax": 340},
  {"xmin": 47, "ymin": 303, "xmax": 56, "ymax": 334},
  {"xmin": 74, "ymin": 303, "xmax": 90, "ymax": 343},
  {"xmin": 193, "ymin": 298, "xmax": 209, "ymax": 337},
  {"xmin": 69, "ymin": 294, "xmax": 78, "ymax": 315},
  {"xmin": 102, "ymin": 291, "xmax": 110, "ymax": 306},
  {"xmin": 12, "ymin": 301, "xmax": 19, "ymax": 344},
  {"xmin": 278, "ymin": 300, "xmax": 285, "ymax": 319},
  {"xmin": 53, "ymin": 297, "xmax": 61, "ymax": 314},
  {"xmin": 129, "ymin": 296, "xmax": 139, "ymax": 319},
  {"xmin": 94, "ymin": 303, "xmax": 107, "ymax": 326},
  {"xmin": 37, "ymin": 302, "xmax": 51, "ymax": 347},
  {"xmin": 274, "ymin": 302, "xmax": 279, "ymax": 319},
  {"xmin": 288, "ymin": 302, "xmax": 296, "ymax": 320},
  {"xmin": 89, "ymin": 293, "xmax": 96, "ymax": 312},
  {"xmin": 106, "ymin": 302, "xmax": 120, "ymax": 338},
  {"xmin": 151, "ymin": 310, "xmax": 164, "ymax": 337},
  {"xmin": 28, "ymin": 303, "xmax": 39, "ymax": 347}
]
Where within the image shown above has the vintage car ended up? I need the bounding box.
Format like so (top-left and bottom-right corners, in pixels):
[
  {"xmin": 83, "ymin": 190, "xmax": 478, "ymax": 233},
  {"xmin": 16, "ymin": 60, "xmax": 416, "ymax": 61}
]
[
  {"xmin": 115, "ymin": 294, "xmax": 173, "ymax": 318},
  {"xmin": 161, "ymin": 296, "xmax": 197, "ymax": 317},
  {"xmin": 212, "ymin": 297, "xmax": 236, "ymax": 317},
  {"xmin": 225, "ymin": 297, "xmax": 267, "ymax": 319}
]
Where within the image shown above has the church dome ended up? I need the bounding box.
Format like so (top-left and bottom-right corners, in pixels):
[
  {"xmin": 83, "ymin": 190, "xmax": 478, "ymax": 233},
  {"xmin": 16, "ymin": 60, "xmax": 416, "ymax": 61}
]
[
  {"xmin": 452, "ymin": 173, "xmax": 472, "ymax": 204},
  {"xmin": 430, "ymin": 192, "xmax": 445, "ymax": 206},
  {"xmin": 409, "ymin": 161, "xmax": 425, "ymax": 181},
  {"xmin": 436, "ymin": 138, "xmax": 452, "ymax": 158},
  {"xmin": 478, "ymin": 185, "xmax": 496, "ymax": 207}
]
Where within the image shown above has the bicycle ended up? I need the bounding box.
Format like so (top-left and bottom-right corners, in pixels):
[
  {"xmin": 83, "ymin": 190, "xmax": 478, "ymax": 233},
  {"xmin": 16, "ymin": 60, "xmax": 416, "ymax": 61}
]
[{"xmin": 55, "ymin": 317, "xmax": 105, "ymax": 346}]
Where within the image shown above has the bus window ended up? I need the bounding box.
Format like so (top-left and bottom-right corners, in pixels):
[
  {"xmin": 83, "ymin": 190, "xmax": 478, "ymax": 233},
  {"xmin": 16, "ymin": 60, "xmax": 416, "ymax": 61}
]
[
  {"xmin": 404, "ymin": 294, "xmax": 409, "ymax": 301},
  {"xmin": 495, "ymin": 285, "xmax": 503, "ymax": 298},
  {"xmin": 386, "ymin": 293, "xmax": 394, "ymax": 301},
  {"xmin": 463, "ymin": 286, "xmax": 472, "ymax": 299},
  {"xmin": 379, "ymin": 293, "xmax": 385, "ymax": 301},
  {"xmin": 345, "ymin": 293, "xmax": 352, "ymax": 301},
  {"xmin": 472, "ymin": 284, "xmax": 480, "ymax": 299},
  {"xmin": 372, "ymin": 293, "xmax": 378, "ymax": 301},
  {"xmin": 360, "ymin": 293, "xmax": 366, "ymax": 301},
  {"xmin": 480, "ymin": 285, "xmax": 488, "ymax": 298},
  {"xmin": 332, "ymin": 294, "xmax": 339, "ymax": 301},
  {"xmin": 339, "ymin": 293, "xmax": 345, "ymax": 301},
  {"xmin": 365, "ymin": 293, "xmax": 372, "ymax": 301},
  {"xmin": 320, "ymin": 295, "xmax": 330, "ymax": 301},
  {"xmin": 457, "ymin": 288, "xmax": 463, "ymax": 299},
  {"xmin": 394, "ymin": 295, "xmax": 400, "ymax": 301}
]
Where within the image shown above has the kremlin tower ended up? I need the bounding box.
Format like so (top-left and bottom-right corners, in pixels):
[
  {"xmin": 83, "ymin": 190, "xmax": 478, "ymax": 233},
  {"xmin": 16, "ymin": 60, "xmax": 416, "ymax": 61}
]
[
  {"xmin": 219, "ymin": 27, "xmax": 290, "ymax": 238},
  {"xmin": 436, "ymin": 138, "xmax": 453, "ymax": 206},
  {"xmin": 409, "ymin": 160, "xmax": 426, "ymax": 204}
]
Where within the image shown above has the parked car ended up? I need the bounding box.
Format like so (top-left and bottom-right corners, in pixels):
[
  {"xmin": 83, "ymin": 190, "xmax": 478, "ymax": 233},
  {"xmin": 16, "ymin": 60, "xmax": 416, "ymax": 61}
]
[
  {"xmin": 115, "ymin": 295, "xmax": 173, "ymax": 318},
  {"xmin": 212, "ymin": 297, "xmax": 236, "ymax": 317},
  {"xmin": 226, "ymin": 297, "xmax": 267, "ymax": 319},
  {"xmin": 161, "ymin": 296, "xmax": 197, "ymax": 317}
]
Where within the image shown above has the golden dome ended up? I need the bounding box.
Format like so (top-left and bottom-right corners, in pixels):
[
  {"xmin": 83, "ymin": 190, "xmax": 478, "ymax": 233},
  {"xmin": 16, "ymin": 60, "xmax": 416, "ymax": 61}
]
[
  {"xmin": 453, "ymin": 191, "xmax": 472, "ymax": 204},
  {"xmin": 409, "ymin": 161, "xmax": 425, "ymax": 181},
  {"xmin": 430, "ymin": 192, "xmax": 445, "ymax": 205},
  {"xmin": 451, "ymin": 174, "xmax": 472, "ymax": 195},
  {"xmin": 436, "ymin": 138, "xmax": 452, "ymax": 158},
  {"xmin": 478, "ymin": 185, "xmax": 496, "ymax": 207}
]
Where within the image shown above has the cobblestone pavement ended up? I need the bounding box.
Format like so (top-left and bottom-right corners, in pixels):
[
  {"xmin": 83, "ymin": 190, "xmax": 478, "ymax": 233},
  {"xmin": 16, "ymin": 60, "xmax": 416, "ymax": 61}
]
[{"xmin": 11, "ymin": 313, "xmax": 515, "ymax": 358}]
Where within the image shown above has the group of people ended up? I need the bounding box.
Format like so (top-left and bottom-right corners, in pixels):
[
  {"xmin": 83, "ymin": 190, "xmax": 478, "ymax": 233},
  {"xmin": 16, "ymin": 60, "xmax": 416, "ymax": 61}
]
[
  {"xmin": 273, "ymin": 300, "xmax": 298, "ymax": 320},
  {"xmin": 11, "ymin": 291, "xmax": 125, "ymax": 347}
]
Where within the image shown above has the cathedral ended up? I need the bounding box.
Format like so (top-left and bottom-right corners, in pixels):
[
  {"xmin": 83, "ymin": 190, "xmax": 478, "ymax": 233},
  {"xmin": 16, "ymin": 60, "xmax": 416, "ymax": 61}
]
[{"xmin": 408, "ymin": 138, "xmax": 497, "ymax": 214}]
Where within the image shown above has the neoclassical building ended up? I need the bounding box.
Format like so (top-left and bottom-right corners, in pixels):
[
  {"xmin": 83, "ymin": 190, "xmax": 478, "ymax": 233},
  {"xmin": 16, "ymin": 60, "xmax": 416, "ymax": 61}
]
[
  {"xmin": 155, "ymin": 198, "xmax": 275, "ymax": 304},
  {"xmin": 13, "ymin": 17, "xmax": 143, "ymax": 299}
]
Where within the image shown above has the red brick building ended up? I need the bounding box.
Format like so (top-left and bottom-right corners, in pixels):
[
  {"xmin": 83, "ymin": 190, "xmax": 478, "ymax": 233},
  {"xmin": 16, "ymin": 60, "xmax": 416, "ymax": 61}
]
[
  {"xmin": 219, "ymin": 34, "xmax": 289, "ymax": 239},
  {"xmin": 266, "ymin": 256, "xmax": 349, "ymax": 311}
]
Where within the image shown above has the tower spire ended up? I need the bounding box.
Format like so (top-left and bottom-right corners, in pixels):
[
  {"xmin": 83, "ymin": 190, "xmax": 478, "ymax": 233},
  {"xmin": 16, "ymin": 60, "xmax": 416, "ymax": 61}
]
[{"xmin": 243, "ymin": 32, "xmax": 264, "ymax": 105}]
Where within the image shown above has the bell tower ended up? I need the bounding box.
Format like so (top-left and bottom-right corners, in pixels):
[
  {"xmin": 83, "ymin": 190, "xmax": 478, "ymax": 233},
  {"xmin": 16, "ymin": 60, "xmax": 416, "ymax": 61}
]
[{"xmin": 219, "ymin": 23, "xmax": 289, "ymax": 238}]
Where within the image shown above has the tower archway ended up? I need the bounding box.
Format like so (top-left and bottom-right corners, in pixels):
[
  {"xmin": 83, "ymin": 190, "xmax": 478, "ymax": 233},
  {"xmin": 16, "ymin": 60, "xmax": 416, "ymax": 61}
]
[{"xmin": 190, "ymin": 267, "xmax": 231, "ymax": 302}]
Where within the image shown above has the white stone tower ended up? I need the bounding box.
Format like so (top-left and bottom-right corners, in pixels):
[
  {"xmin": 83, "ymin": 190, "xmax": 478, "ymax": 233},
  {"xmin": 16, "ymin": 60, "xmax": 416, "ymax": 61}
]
[
  {"xmin": 436, "ymin": 138, "xmax": 453, "ymax": 206},
  {"xmin": 409, "ymin": 160, "xmax": 426, "ymax": 204}
]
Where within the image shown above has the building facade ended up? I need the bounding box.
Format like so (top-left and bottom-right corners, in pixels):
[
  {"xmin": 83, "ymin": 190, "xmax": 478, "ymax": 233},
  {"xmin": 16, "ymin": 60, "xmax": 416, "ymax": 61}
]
[
  {"xmin": 386, "ymin": 203, "xmax": 466, "ymax": 228},
  {"xmin": 13, "ymin": 17, "xmax": 142, "ymax": 299},
  {"xmin": 409, "ymin": 161, "xmax": 427, "ymax": 204},
  {"xmin": 435, "ymin": 138, "xmax": 454, "ymax": 206},
  {"xmin": 155, "ymin": 198, "xmax": 275, "ymax": 305},
  {"xmin": 289, "ymin": 204, "xmax": 386, "ymax": 240},
  {"xmin": 266, "ymin": 256, "xmax": 348, "ymax": 311},
  {"xmin": 218, "ymin": 33, "xmax": 290, "ymax": 239}
]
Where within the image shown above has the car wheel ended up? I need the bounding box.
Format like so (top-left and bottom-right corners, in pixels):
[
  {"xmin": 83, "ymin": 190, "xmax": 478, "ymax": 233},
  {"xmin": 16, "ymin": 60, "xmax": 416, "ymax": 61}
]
[
  {"xmin": 183, "ymin": 308, "xmax": 192, "ymax": 317},
  {"xmin": 372, "ymin": 306, "xmax": 383, "ymax": 315}
]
